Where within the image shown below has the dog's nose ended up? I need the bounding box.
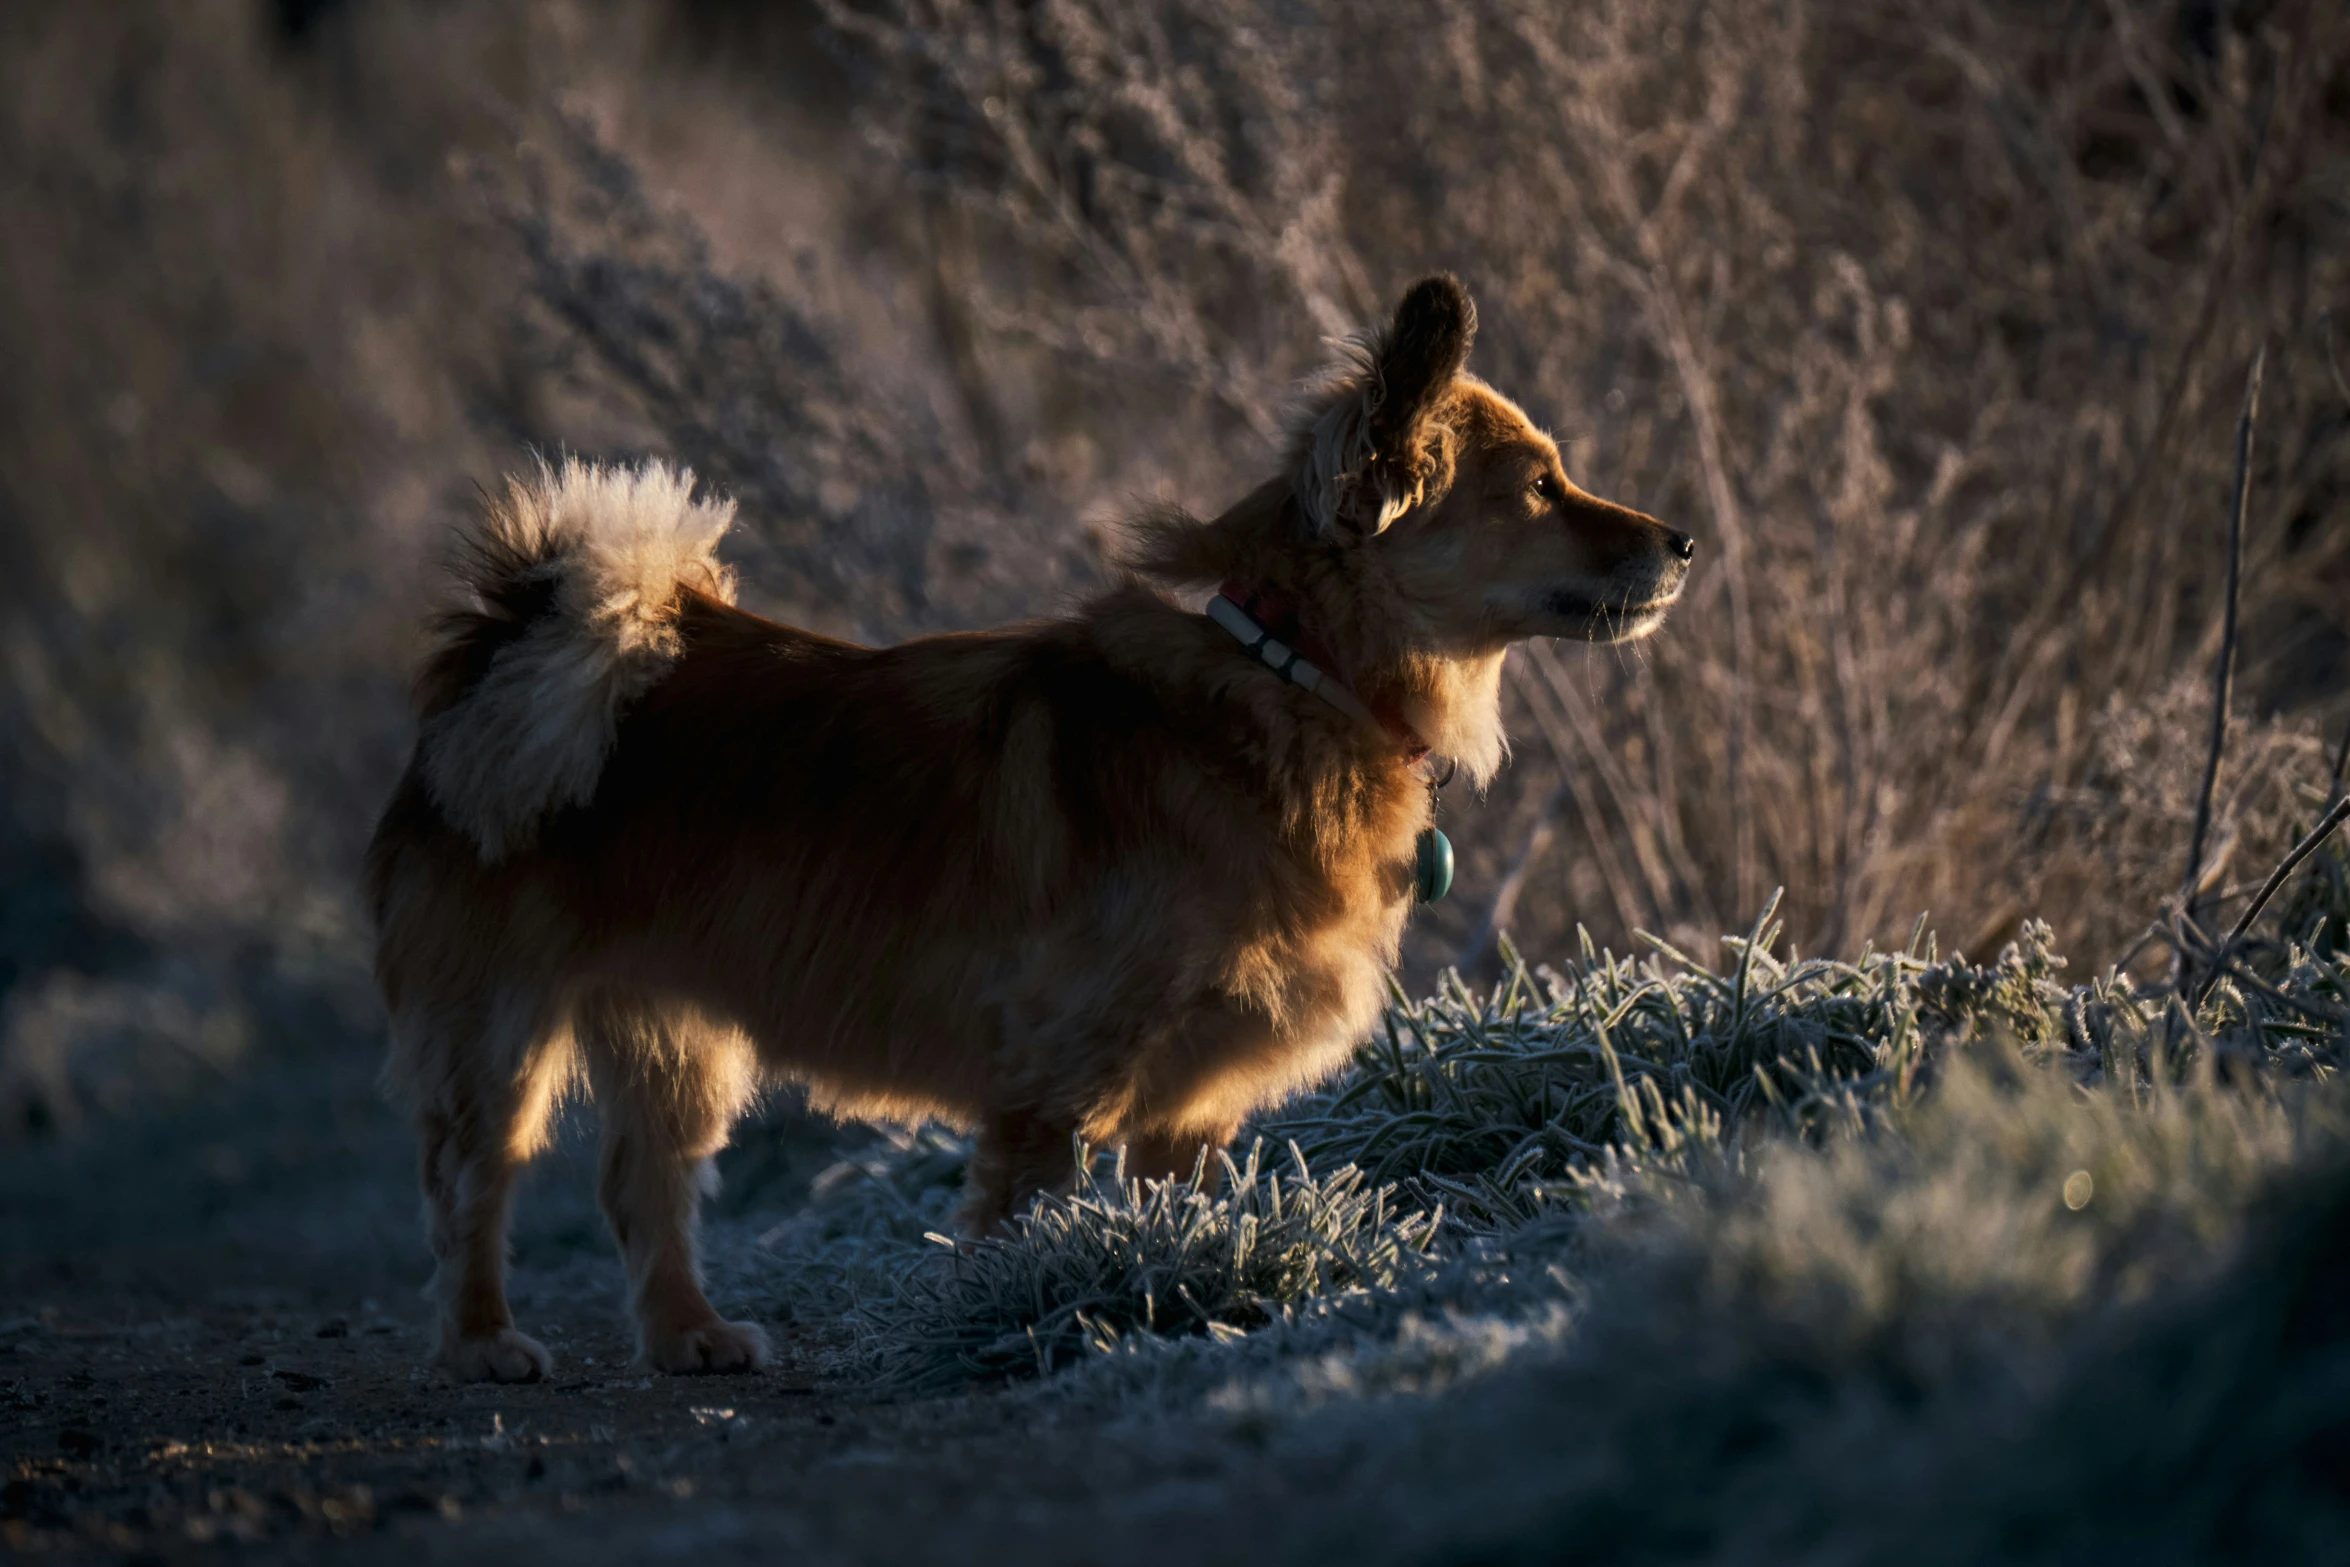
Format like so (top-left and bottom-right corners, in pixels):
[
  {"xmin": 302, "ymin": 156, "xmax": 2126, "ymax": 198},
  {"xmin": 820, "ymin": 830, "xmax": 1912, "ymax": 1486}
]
[{"xmin": 1667, "ymin": 530, "xmax": 1696, "ymax": 561}]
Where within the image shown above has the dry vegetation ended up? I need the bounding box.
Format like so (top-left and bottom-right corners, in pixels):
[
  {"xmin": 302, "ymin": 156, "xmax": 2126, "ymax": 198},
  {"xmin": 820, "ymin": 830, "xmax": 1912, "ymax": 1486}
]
[
  {"xmin": 4, "ymin": 0, "xmax": 2350, "ymax": 1558},
  {"xmin": 4, "ymin": 0, "xmax": 2347, "ymax": 1128}
]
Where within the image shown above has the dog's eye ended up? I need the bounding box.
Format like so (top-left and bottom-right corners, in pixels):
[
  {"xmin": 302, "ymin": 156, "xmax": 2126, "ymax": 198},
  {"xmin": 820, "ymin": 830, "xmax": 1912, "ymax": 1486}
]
[{"xmin": 1529, "ymin": 474, "xmax": 1555, "ymax": 502}]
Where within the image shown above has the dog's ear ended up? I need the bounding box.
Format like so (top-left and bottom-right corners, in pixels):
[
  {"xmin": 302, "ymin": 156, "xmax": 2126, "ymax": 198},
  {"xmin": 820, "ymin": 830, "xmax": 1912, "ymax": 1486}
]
[
  {"xmin": 1298, "ymin": 273, "xmax": 1478, "ymax": 537},
  {"xmin": 1368, "ymin": 274, "xmax": 1478, "ymax": 461}
]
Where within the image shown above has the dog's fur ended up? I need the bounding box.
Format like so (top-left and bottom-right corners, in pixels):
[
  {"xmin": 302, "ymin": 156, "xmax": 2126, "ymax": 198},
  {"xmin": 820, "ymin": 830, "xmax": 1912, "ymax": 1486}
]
[{"xmin": 367, "ymin": 276, "xmax": 1691, "ymax": 1382}]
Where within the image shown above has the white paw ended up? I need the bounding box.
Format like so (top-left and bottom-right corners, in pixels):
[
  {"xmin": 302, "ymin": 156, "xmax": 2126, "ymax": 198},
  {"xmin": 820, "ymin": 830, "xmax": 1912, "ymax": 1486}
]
[
  {"xmin": 439, "ymin": 1327, "xmax": 553, "ymax": 1384},
  {"xmin": 643, "ymin": 1317, "xmax": 771, "ymax": 1376}
]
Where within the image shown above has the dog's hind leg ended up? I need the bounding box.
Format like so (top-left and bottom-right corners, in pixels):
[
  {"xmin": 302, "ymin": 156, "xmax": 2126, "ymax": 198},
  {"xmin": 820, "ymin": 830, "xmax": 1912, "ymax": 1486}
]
[
  {"xmin": 575, "ymin": 992, "xmax": 770, "ymax": 1375},
  {"xmin": 403, "ymin": 988, "xmax": 574, "ymax": 1383}
]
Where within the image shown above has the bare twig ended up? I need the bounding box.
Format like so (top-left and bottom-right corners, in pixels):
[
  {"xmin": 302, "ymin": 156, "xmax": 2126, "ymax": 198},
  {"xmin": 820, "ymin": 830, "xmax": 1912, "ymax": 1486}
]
[
  {"xmin": 1977, "ymin": 36, "xmax": 2321, "ymax": 753},
  {"xmin": 2180, "ymin": 348, "xmax": 2265, "ymax": 929},
  {"xmin": 1512, "ymin": 667, "xmax": 1650, "ymax": 938},
  {"xmin": 1522, "ymin": 643, "xmax": 1701, "ymax": 910},
  {"xmin": 2188, "ymin": 934, "xmax": 2350, "ymax": 1026},
  {"xmin": 1628, "ymin": 257, "xmax": 1758, "ymax": 918},
  {"xmin": 2322, "ymin": 309, "xmax": 2350, "ymax": 411},
  {"xmin": 2307, "ymin": 303, "xmax": 2350, "ymax": 804},
  {"xmin": 2190, "ymin": 793, "xmax": 2350, "ymax": 1006}
]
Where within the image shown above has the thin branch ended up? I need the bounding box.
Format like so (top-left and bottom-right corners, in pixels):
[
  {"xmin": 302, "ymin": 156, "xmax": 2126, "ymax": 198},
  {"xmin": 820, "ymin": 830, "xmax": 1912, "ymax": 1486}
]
[
  {"xmin": 1975, "ymin": 37, "xmax": 2321, "ymax": 749},
  {"xmin": 2322, "ymin": 308, "xmax": 2350, "ymax": 411},
  {"xmin": 2190, "ymin": 794, "xmax": 2350, "ymax": 1006},
  {"xmin": 2302, "ymin": 308, "xmax": 2349, "ymax": 810},
  {"xmin": 1511, "ymin": 666, "xmax": 1649, "ymax": 939},
  {"xmin": 2190, "ymin": 942, "xmax": 2350, "ymax": 1026},
  {"xmin": 2180, "ymin": 347, "xmax": 2265, "ymax": 926},
  {"xmin": 1523, "ymin": 642, "xmax": 1697, "ymax": 910},
  {"xmin": 1630, "ymin": 257, "xmax": 1758, "ymax": 917}
]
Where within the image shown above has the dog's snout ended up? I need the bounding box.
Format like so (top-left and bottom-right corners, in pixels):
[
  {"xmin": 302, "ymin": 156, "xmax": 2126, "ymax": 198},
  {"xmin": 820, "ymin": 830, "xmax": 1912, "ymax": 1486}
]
[{"xmin": 1666, "ymin": 529, "xmax": 1696, "ymax": 562}]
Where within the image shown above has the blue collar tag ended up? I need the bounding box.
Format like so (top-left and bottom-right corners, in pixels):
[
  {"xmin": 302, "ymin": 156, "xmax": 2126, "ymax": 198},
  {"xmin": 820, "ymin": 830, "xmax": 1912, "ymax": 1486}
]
[{"xmin": 1414, "ymin": 827, "xmax": 1454, "ymax": 903}]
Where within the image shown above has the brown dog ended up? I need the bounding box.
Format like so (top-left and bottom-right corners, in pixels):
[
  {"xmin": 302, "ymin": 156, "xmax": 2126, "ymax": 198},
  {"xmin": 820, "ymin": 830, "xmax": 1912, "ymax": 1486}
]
[{"xmin": 366, "ymin": 275, "xmax": 1691, "ymax": 1381}]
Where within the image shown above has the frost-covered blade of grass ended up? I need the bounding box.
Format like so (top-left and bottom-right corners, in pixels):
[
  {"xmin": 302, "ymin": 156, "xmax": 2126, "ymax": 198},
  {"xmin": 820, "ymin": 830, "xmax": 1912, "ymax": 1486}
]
[
  {"xmin": 1266, "ymin": 900, "xmax": 2345, "ymax": 1231},
  {"xmin": 1282, "ymin": 1047, "xmax": 2350, "ymax": 1567},
  {"xmin": 704, "ymin": 1123, "xmax": 971, "ymax": 1330},
  {"xmin": 759, "ymin": 900, "xmax": 2347, "ymax": 1393},
  {"xmin": 880, "ymin": 1140, "xmax": 1443, "ymax": 1393}
]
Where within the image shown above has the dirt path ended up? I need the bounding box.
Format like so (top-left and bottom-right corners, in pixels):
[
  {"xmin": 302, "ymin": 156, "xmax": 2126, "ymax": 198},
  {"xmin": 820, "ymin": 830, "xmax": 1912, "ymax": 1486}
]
[{"xmin": 0, "ymin": 1051, "xmax": 1321, "ymax": 1563}]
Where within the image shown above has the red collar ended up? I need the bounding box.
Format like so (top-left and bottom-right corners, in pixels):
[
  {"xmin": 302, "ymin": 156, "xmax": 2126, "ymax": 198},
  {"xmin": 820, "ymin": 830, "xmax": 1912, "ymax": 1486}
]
[{"xmin": 1214, "ymin": 580, "xmax": 1432, "ymax": 762}]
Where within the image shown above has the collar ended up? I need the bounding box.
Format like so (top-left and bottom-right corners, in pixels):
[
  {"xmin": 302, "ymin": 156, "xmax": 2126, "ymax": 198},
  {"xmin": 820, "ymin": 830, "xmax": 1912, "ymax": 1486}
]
[{"xmin": 1206, "ymin": 581, "xmax": 1432, "ymax": 763}]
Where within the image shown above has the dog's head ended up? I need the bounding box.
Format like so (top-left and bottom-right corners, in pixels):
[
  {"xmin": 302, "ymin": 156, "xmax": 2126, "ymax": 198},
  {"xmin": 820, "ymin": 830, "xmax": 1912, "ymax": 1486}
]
[
  {"xmin": 1293, "ymin": 274, "xmax": 1694, "ymax": 651},
  {"xmin": 1125, "ymin": 275, "xmax": 1693, "ymax": 781}
]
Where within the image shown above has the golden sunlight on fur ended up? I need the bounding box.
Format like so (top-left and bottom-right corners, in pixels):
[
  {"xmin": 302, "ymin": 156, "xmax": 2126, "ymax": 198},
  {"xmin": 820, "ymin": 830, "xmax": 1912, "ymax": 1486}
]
[
  {"xmin": 366, "ymin": 275, "xmax": 1693, "ymax": 1381},
  {"xmin": 419, "ymin": 458, "xmax": 738, "ymax": 862}
]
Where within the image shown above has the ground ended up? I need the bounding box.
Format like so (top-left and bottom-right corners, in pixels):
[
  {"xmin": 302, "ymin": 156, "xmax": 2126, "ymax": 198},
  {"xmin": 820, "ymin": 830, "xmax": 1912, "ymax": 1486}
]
[{"xmin": 0, "ymin": 1047, "xmax": 1324, "ymax": 1564}]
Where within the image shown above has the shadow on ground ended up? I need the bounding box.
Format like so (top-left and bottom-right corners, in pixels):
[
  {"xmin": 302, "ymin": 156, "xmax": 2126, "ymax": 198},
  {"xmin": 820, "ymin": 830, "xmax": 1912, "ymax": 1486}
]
[{"xmin": 0, "ymin": 1049, "xmax": 1309, "ymax": 1562}]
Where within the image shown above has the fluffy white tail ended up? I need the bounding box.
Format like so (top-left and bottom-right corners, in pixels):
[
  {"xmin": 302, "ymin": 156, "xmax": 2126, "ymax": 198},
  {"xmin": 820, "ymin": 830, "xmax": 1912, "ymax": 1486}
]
[{"xmin": 419, "ymin": 458, "xmax": 737, "ymax": 861}]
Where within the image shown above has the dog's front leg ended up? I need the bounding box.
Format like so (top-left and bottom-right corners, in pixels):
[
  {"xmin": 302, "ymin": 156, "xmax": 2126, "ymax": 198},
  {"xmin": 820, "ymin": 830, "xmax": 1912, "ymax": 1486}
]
[
  {"xmin": 962, "ymin": 924, "xmax": 1205, "ymax": 1232},
  {"xmin": 1116, "ymin": 1121, "xmax": 1245, "ymax": 1193},
  {"xmin": 960, "ymin": 1104, "xmax": 1092, "ymax": 1236}
]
